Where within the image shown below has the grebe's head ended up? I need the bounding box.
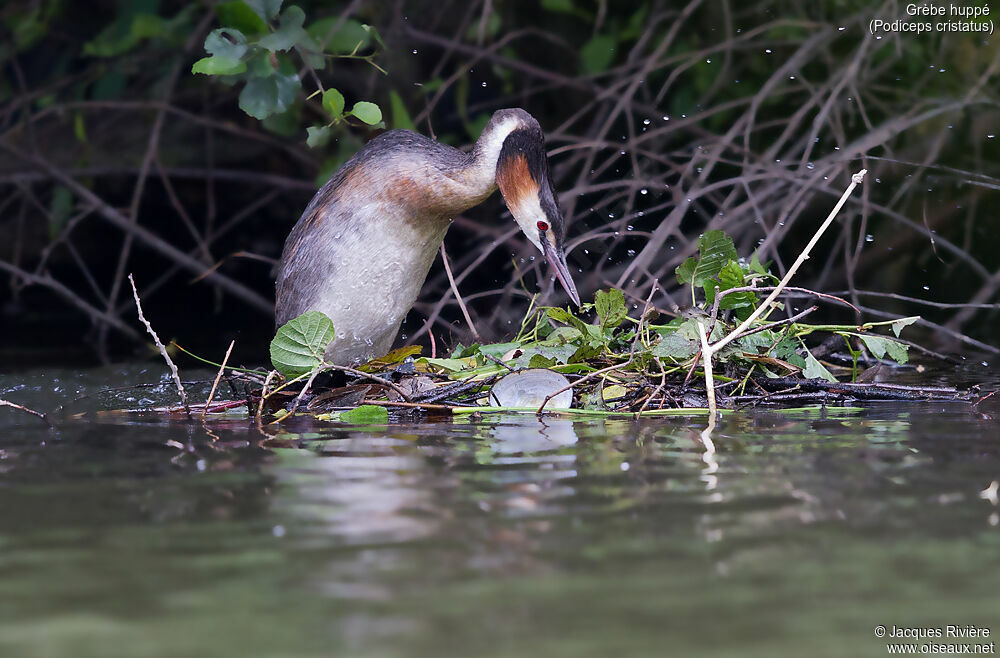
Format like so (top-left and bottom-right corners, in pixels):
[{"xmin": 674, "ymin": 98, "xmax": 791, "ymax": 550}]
[{"xmin": 491, "ymin": 110, "xmax": 581, "ymax": 307}]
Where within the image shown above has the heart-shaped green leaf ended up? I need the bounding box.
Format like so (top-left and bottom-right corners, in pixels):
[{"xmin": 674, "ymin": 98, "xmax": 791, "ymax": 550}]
[{"xmin": 270, "ymin": 310, "xmax": 334, "ymax": 378}]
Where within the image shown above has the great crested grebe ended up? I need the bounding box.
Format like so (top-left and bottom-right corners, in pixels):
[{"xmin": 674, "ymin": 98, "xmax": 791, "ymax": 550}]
[{"xmin": 275, "ymin": 108, "xmax": 580, "ymax": 365}]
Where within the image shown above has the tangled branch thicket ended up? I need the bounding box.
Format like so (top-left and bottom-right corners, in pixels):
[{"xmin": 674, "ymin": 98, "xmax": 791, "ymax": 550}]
[{"xmin": 1, "ymin": 0, "xmax": 998, "ymax": 363}]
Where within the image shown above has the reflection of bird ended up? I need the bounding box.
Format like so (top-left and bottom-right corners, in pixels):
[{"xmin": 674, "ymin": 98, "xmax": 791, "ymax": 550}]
[{"xmin": 276, "ymin": 108, "xmax": 580, "ymax": 365}]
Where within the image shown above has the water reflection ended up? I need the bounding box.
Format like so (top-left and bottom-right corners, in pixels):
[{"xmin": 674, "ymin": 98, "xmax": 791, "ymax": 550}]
[{"xmin": 2, "ymin": 366, "xmax": 1000, "ymax": 656}]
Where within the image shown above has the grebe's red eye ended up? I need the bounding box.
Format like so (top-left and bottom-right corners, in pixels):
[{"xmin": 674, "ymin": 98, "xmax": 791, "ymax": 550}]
[{"xmin": 536, "ymin": 221, "xmax": 549, "ymax": 232}]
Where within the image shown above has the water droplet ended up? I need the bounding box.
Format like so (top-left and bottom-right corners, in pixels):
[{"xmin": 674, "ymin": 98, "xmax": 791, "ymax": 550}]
[
  {"xmin": 481, "ymin": 82, "xmax": 487, "ymax": 87},
  {"xmin": 640, "ymin": 188, "xmax": 648, "ymax": 195},
  {"xmin": 922, "ymin": 285, "xmax": 930, "ymax": 291},
  {"xmin": 765, "ymin": 48, "xmax": 772, "ymax": 53},
  {"xmin": 627, "ymin": 249, "xmax": 636, "ymax": 256},
  {"xmin": 662, "ymin": 116, "xmax": 670, "ymax": 121},
  {"xmin": 642, "ymin": 118, "xmax": 650, "ymax": 125},
  {"xmin": 412, "ymin": 49, "xmax": 418, "ymax": 54},
  {"xmin": 865, "ymin": 234, "xmax": 874, "ymax": 242}
]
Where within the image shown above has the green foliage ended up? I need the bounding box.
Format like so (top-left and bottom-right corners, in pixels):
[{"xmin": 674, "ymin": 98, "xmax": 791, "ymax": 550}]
[
  {"xmin": 412, "ymin": 229, "xmax": 919, "ymax": 394},
  {"xmin": 389, "ymin": 90, "xmax": 416, "ymax": 130},
  {"xmin": 595, "ymin": 288, "xmax": 627, "ymax": 332},
  {"xmin": 270, "ymin": 310, "xmax": 335, "ymax": 378},
  {"xmin": 349, "ymin": 101, "xmax": 382, "ymax": 125},
  {"xmin": 83, "ymin": 4, "xmax": 195, "ymax": 58},
  {"xmin": 579, "ymin": 34, "xmax": 616, "ymax": 74},
  {"xmin": 307, "ymin": 18, "xmax": 371, "ymax": 54},
  {"xmin": 857, "ymin": 334, "xmax": 909, "ymax": 365},
  {"xmin": 191, "ymin": 1, "xmax": 385, "ymax": 146},
  {"xmin": 676, "ymin": 230, "xmax": 739, "ymax": 292},
  {"xmin": 339, "ymin": 405, "xmax": 389, "ymax": 424}
]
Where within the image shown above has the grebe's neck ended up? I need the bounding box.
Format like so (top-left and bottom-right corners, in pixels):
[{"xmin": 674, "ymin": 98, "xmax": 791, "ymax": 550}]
[{"xmin": 462, "ymin": 109, "xmax": 534, "ymax": 197}]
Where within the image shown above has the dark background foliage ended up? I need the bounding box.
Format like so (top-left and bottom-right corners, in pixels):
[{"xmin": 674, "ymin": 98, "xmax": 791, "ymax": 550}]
[{"xmin": 1, "ymin": 0, "xmax": 998, "ymax": 367}]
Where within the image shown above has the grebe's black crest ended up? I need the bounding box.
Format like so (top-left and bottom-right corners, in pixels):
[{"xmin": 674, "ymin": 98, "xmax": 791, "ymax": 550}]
[{"xmin": 495, "ymin": 116, "xmax": 579, "ymax": 306}]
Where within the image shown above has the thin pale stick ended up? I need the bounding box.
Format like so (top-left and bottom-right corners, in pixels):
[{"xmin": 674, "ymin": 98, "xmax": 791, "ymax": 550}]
[
  {"xmin": 129, "ymin": 273, "xmax": 189, "ymax": 415},
  {"xmin": 440, "ymin": 243, "xmax": 480, "ymax": 341},
  {"xmin": 201, "ymin": 339, "xmax": 234, "ymax": 420},
  {"xmin": 709, "ymin": 170, "xmax": 867, "ymax": 355}
]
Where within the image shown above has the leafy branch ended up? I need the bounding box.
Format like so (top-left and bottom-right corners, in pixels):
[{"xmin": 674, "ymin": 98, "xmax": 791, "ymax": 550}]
[{"xmin": 190, "ymin": 1, "xmax": 386, "ymax": 145}]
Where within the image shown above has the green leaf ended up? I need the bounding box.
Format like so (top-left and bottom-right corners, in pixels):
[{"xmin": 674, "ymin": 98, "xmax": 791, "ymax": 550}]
[
  {"xmin": 363, "ymin": 24, "xmax": 386, "ymax": 50},
  {"xmin": 802, "ymin": 351, "xmax": 837, "ymax": 382},
  {"xmin": 49, "ymin": 186, "xmax": 73, "ymax": 240},
  {"xmin": 389, "ymin": 90, "xmax": 415, "ymax": 131},
  {"xmin": 321, "ymin": 88, "xmax": 344, "ymax": 118},
  {"xmin": 349, "ymin": 101, "xmax": 382, "ymax": 125},
  {"xmin": 528, "ymin": 355, "xmax": 558, "ymax": 368},
  {"xmin": 542, "ymin": 0, "xmax": 575, "ymax": 13},
  {"xmin": 192, "ymin": 55, "xmax": 247, "ymax": 76},
  {"xmin": 306, "ymin": 125, "xmax": 331, "ymax": 148},
  {"xmin": 595, "ymin": 288, "xmax": 627, "ymax": 330},
  {"xmin": 258, "ymin": 5, "xmax": 306, "ymax": 52},
  {"xmin": 580, "ymin": 34, "xmax": 616, "ymax": 74},
  {"xmin": 245, "ymin": 50, "xmax": 276, "ymax": 77},
  {"xmin": 340, "ymin": 404, "xmax": 389, "ymax": 424},
  {"xmin": 714, "ymin": 261, "xmax": 756, "ymax": 310},
  {"xmin": 651, "ymin": 332, "xmax": 699, "ymax": 360},
  {"xmin": 477, "ymin": 341, "xmax": 521, "ymax": 358},
  {"xmin": 238, "ymin": 70, "xmax": 299, "ymax": 119},
  {"xmin": 674, "ymin": 230, "xmax": 739, "ymax": 289},
  {"xmin": 204, "ymin": 28, "xmax": 248, "ymax": 59},
  {"xmin": 546, "ymin": 307, "xmax": 593, "ymax": 337},
  {"xmin": 306, "ymin": 18, "xmax": 371, "ymax": 54},
  {"xmin": 675, "ymin": 257, "xmax": 697, "ymax": 286},
  {"xmin": 245, "ymin": 0, "xmax": 283, "ymax": 21},
  {"xmin": 73, "ymin": 113, "xmax": 87, "ymax": 143},
  {"xmin": 512, "ymin": 344, "xmax": 577, "ymax": 368},
  {"xmin": 269, "ymin": 310, "xmax": 334, "ymax": 378},
  {"xmin": 423, "ymin": 357, "xmax": 468, "ymax": 372},
  {"xmin": 859, "ymin": 335, "xmax": 909, "ymax": 365},
  {"xmin": 262, "ymin": 106, "xmax": 301, "ymax": 137},
  {"xmin": 216, "ymin": 1, "xmax": 269, "ymax": 35},
  {"xmin": 890, "ymin": 316, "xmax": 919, "ymax": 338}
]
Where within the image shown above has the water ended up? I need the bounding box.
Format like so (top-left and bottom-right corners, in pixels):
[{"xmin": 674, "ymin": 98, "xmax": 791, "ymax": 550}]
[{"xmin": 2, "ymin": 365, "xmax": 1000, "ymax": 657}]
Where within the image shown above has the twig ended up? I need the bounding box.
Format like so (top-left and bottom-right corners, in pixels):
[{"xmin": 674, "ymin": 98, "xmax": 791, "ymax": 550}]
[
  {"xmin": 129, "ymin": 273, "xmax": 190, "ymax": 415},
  {"xmin": 698, "ymin": 170, "xmax": 866, "ymax": 434},
  {"xmin": 710, "ymin": 170, "xmax": 867, "ymax": 355},
  {"xmin": 440, "ymin": 243, "xmax": 480, "ymax": 341},
  {"xmin": 201, "ymin": 340, "xmax": 234, "ymax": 421},
  {"xmin": 256, "ymin": 370, "xmax": 276, "ymax": 427},
  {"xmin": 536, "ymin": 359, "xmax": 629, "ymax": 414},
  {"xmin": 0, "ymin": 399, "xmax": 53, "ymax": 427},
  {"xmin": 697, "ymin": 320, "xmax": 717, "ymax": 420},
  {"xmin": 329, "ymin": 364, "xmax": 414, "ymax": 402}
]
